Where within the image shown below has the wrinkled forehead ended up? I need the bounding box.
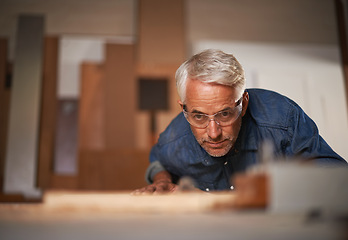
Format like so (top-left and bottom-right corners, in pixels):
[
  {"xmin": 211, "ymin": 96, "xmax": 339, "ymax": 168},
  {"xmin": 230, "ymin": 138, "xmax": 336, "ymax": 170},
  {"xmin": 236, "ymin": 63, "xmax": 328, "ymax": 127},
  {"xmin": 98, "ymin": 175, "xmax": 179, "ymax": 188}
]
[
  {"xmin": 186, "ymin": 79, "xmax": 242, "ymax": 99},
  {"xmin": 184, "ymin": 80, "xmax": 241, "ymax": 112}
]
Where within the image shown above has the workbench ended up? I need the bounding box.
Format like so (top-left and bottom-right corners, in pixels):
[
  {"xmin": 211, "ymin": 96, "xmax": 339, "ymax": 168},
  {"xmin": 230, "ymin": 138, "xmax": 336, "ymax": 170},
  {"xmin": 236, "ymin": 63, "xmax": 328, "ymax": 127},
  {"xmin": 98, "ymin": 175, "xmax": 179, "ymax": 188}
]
[{"xmin": 0, "ymin": 191, "xmax": 347, "ymax": 240}]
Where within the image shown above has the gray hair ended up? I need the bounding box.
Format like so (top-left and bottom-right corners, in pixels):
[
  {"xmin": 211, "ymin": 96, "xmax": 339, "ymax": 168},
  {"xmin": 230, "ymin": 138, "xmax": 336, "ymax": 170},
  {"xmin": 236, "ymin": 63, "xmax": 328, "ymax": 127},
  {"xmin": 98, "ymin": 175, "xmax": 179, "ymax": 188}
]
[{"xmin": 175, "ymin": 49, "xmax": 246, "ymax": 103}]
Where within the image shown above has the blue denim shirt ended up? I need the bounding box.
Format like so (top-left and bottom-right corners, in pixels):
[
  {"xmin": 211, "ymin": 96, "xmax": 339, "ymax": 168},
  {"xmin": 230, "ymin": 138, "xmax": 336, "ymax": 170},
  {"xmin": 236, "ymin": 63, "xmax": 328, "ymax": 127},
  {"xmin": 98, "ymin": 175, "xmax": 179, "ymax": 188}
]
[{"xmin": 146, "ymin": 89, "xmax": 346, "ymax": 191}]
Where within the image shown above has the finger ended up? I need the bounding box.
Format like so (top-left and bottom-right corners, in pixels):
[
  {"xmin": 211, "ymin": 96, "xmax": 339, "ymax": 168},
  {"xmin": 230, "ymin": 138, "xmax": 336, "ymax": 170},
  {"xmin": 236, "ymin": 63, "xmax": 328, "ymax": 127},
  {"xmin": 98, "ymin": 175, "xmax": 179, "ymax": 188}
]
[
  {"xmin": 131, "ymin": 188, "xmax": 145, "ymax": 195},
  {"xmin": 170, "ymin": 185, "xmax": 179, "ymax": 193},
  {"xmin": 153, "ymin": 184, "xmax": 166, "ymax": 194},
  {"xmin": 131, "ymin": 185, "xmax": 156, "ymax": 195}
]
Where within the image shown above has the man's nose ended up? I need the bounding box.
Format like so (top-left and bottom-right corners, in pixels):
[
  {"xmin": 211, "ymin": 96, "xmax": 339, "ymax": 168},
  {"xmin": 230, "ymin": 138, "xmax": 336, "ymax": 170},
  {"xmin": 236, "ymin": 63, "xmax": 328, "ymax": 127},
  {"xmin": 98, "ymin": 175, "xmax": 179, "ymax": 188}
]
[{"xmin": 207, "ymin": 118, "xmax": 222, "ymax": 139}]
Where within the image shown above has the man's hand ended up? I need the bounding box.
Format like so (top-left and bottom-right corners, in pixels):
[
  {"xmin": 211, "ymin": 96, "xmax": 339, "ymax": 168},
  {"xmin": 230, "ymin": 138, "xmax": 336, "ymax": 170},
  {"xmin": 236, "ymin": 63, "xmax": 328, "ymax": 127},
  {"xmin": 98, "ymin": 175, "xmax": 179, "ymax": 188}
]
[
  {"xmin": 132, "ymin": 170, "xmax": 178, "ymax": 195},
  {"xmin": 132, "ymin": 180, "xmax": 178, "ymax": 195}
]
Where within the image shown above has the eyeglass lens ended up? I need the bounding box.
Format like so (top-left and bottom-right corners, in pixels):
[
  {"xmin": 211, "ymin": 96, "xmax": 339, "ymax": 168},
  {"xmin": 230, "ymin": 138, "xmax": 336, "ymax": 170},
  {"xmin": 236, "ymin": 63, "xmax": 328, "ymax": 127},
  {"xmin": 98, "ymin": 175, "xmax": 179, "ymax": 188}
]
[{"xmin": 184, "ymin": 104, "xmax": 242, "ymax": 128}]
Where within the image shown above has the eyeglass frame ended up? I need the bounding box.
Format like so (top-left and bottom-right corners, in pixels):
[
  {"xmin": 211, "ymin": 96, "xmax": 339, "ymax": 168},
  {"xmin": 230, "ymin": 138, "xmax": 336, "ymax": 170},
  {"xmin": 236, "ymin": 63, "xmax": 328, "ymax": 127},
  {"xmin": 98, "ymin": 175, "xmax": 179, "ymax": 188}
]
[{"xmin": 182, "ymin": 95, "xmax": 244, "ymax": 129}]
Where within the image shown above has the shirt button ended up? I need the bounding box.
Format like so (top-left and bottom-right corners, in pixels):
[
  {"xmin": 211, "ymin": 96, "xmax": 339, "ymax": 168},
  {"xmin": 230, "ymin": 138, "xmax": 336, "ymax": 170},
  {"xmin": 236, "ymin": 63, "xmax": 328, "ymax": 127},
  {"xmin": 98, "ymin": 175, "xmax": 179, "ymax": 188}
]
[
  {"xmin": 230, "ymin": 186, "xmax": 234, "ymax": 190},
  {"xmin": 205, "ymin": 188, "xmax": 210, "ymax": 192},
  {"xmin": 224, "ymin": 161, "xmax": 228, "ymax": 165}
]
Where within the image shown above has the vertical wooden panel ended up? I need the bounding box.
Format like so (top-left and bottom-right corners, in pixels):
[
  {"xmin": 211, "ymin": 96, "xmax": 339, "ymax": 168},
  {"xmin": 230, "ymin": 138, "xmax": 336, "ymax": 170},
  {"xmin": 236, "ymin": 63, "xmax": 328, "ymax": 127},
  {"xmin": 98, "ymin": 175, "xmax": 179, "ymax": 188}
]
[
  {"xmin": 4, "ymin": 15, "xmax": 44, "ymax": 198},
  {"xmin": 79, "ymin": 63, "xmax": 105, "ymax": 150},
  {"xmin": 78, "ymin": 45, "xmax": 139, "ymax": 190},
  {"xmin": 0, "ymin": 38, "xmax": 9, "ymax": 191},
  {"xmin": 135, "ymin": 64, "xmax": 181, "ymax": 149},
  {"xmin": 137, "ymin": 0, "xmax": 185, "ymax": 65},
  {"xmin": 79, "ymin": 149, "xmax": 149, "ymax": 190},
  {"xmin": 37, "ymin": 36, "xmax": 58, "ymax": 189},
  {"xmin": 104, "ymin": 44, "xmax": 136, "ymax": 149},
  {"xmin": 136, "ymin": 0, "xmax": 185, "ymax": 149},
  {"xmin": 335, "ymin": 0, "xmax": 348, "ymax": 111}
]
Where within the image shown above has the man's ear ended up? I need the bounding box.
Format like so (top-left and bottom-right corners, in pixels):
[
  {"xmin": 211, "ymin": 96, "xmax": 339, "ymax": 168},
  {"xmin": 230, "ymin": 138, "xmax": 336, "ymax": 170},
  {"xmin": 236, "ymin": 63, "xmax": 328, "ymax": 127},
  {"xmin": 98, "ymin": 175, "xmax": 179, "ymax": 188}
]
[
  {"xmin": 178, "ymin": 100, "xmax": 184, "ymax": 110},
  {"xmin": 241, "ymin": 91, "xmax": 249, "ymax": 117}
]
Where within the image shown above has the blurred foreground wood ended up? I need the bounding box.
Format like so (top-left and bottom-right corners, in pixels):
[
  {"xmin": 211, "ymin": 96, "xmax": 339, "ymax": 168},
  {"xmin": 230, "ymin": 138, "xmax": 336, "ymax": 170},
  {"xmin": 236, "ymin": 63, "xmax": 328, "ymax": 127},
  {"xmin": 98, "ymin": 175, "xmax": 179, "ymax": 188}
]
[
  {"xmin": 42, "ymin": 191, "xmax": 237, "ymax": 214},
  {"xmin": 0, "ymin": 191, "xmax": 239, "ymax": 220},
  {"xmin": 0, "ymin": 173, "xmax": 268, "ymax": 216},
  {"xmin": 42, "ymin": 173, "xmax": 267, "ymax": 213}
]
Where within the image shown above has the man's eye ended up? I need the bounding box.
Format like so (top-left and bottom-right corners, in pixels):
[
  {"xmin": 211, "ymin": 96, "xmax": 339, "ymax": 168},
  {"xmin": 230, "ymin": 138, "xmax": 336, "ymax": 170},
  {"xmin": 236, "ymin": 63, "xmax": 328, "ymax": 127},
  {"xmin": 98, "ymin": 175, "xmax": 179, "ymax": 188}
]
[
  {"xmin": 193, "ymin": 114, "xmax": 205, "ymax": 121},
  {"xmin": 219, "ymin": 111, "xmax": 232, "ymax": 118}
]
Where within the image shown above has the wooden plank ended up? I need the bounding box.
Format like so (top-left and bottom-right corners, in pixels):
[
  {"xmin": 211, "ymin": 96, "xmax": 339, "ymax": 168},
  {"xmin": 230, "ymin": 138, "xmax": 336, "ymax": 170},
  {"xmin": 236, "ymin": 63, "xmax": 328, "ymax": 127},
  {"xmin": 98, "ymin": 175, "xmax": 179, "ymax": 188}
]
[
  {"xmin": 78, "ymin": 149, "xmax": 149, "ymax": 190},
  {"xmin": 104, "ymin": 44, "xmax": 136, "ymax": 149},
  {"xmin": 42, "ymin": 191, "xmax": 236, "ymax": 214},
  {"xmin": 0, "ymin": 38, "xmax": 9, "ymax": 192},
  {"xmin": 78, "ymin": 62, "xmax": 105, "ymax": 150},
  {"xmin": 137, "ymin": 0, "xmax": 185, "ymax": 65},
  {"xmin": 37, "ymin": 36, "xmax": 59, "ymax": 189},
  {"xmin": 335, "ymin": 0, "xmax": 348, "ymax": 112},
  {"xmin": 0, "ymin": 194, "xmax": 41, "ymax": 203},
  {"xmin": 49, "ymin": 175, "xmax": 78, "ymax": 190},
  {"xmin": 136, "ymin": 0, "xmax": 185, "ymax": 147}
]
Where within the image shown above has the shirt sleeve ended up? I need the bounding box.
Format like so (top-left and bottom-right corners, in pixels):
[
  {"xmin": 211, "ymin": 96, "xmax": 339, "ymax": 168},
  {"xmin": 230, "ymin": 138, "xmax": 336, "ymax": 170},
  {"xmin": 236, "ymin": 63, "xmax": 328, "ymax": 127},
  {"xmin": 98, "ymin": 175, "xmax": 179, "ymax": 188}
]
[
  {"xmin": 145, "ymin": 161, "xmax": 166, "ymax": 184},
  {"xmin": 144, "ymin": 143, "xmax": 166, "ymax": 183},
  {"xmin": 288, "ymin": 104, "xmax": 347, "ymax": 165}
]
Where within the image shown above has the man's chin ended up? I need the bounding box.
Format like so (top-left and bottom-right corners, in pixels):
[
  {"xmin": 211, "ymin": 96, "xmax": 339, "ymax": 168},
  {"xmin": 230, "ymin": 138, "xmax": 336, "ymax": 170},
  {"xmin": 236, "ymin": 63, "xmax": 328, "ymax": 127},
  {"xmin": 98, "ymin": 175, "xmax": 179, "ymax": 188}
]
[
  {"xmin": 204, "ymin": 146, "xmax": 231, "ymax": 157},
  {"xmin": 198, "ymin": 138, "xmax": 234, "ymax": 157}
]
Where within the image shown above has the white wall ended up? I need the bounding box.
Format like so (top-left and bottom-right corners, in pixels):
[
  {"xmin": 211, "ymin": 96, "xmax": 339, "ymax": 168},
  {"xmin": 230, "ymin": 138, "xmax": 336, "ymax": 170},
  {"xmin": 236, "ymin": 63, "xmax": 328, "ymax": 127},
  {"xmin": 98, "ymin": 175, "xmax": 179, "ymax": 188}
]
[
  {"xmin": 193, "ymin": 41, "xmax": 348, "ymax": 160},
  {"xmin": 58, "ymin": 35, "xmax": 133, "ymax": 98},
  {"xmin": 58, "ymin": 36, "xmax": 104, "ymax": 98}
]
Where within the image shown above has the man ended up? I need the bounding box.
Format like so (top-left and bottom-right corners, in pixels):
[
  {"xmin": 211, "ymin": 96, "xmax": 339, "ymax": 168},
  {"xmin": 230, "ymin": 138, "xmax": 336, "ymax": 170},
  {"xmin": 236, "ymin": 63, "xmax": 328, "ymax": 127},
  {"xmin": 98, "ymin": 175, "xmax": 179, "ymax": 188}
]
[{"xmin": 134, "ymin": 49, "xmax": 347, "ymax": 194}]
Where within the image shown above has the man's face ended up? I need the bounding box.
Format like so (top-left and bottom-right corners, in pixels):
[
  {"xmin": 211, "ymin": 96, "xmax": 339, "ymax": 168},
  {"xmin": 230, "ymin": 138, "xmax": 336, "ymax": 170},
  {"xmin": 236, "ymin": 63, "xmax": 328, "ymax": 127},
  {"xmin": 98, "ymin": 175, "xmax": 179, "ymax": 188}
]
[{"xmin": 180, "ymin": 79, "xmax": 248, "ymax": 157}]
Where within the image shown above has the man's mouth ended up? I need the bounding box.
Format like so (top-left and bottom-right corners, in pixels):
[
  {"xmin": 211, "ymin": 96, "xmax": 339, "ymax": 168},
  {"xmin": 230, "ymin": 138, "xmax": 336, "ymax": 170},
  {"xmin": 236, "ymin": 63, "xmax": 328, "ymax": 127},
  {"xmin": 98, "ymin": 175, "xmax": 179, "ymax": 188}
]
[{"xmin": 205, "ymin": 140, "xmax": 227, "ymax": 148}]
